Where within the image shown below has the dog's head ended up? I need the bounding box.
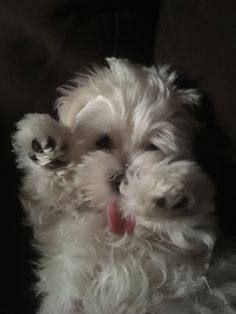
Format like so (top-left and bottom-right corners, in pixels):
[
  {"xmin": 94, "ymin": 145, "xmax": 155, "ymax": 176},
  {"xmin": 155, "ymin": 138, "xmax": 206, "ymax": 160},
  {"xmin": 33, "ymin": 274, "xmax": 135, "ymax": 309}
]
[{"xmin": 57, "ymin": 58, "xmax": 213, "ymax": 231}]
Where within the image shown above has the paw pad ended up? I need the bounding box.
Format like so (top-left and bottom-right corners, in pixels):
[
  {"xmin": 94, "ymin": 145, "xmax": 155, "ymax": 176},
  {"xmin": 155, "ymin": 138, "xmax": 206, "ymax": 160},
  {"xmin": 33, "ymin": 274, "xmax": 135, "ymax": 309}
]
[
  {"xmin": 32, "ymin": 138, "xmax": 43, "ymax": 153},
  {"xmin": 32, "ymin": 136, "xmax": 56, "ymax": 153},
  {"xmin": 155, "ymin": 195, "xmax": 190, "ymax": 210},
  {"xmin": 29, "ymin": 136, "xmax": 68, "ymax": 168},
  {"xmin": 44, "ymin": 136, "xmax": 55, "ymax": 150}
]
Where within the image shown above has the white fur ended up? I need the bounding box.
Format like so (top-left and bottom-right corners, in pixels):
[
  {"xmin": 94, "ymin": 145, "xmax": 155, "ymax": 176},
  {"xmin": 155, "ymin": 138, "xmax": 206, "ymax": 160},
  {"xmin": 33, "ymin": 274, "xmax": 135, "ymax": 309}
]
[{"xmin": 12, "ymin": 58, "xmax": 236, "ymax": 313}]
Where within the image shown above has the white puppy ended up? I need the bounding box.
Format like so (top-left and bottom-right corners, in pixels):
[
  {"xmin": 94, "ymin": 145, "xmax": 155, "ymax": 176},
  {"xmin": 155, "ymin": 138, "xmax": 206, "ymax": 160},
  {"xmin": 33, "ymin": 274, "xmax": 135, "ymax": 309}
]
[{"xmin": 13, "ymin": 58, "xmax": 236, "ymax": 314}]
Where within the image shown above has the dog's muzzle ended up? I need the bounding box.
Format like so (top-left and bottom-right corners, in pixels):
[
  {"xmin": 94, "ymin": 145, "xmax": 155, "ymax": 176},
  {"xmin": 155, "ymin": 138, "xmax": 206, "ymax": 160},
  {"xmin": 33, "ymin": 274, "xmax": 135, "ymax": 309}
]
[{"xmin": 109, "ymin": 172, "xmax": 125, "ymax": 193}]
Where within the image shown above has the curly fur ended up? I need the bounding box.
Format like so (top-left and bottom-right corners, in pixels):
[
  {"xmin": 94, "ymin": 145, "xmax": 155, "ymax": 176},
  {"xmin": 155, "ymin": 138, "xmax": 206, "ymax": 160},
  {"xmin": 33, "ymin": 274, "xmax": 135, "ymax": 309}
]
[{"xmin": 13, "ymin": 58, "xmax": 236, "ymax": 313}]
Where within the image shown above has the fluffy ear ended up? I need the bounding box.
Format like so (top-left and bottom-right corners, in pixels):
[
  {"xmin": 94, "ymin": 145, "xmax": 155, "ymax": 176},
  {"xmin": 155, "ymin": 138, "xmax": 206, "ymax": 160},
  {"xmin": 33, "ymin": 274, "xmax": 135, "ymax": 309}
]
[
  {"xmin": 56, "ymin": 60, "xmax": 118, "ymax": 128},
  {"xmin": 75, "ymin": 95, "xmax": 113, "ymax": 126},
  {"xmin": 174, "ymin": 88, "xmax": 201, "ymax": 106},
  {"xmin": 56, "ymin": 83, "xmax": 88, "ymax": 128},
  {"xmin": 57, "ymin": 91, "xmax": 111, "ymax": 129},
  {"xmin": 106, "ymin": 57, "xmax": 130, "ymax": 70},
  {"xmin": 156, "ymin": 64, "xmax": 178, "ymax": 86},
  {"xmin": 156, "ymin": 65, "xmax": 201, "ymax": 106},
  {"xmin": 56, "ymin": 58, "xmax": 125, "ymax": 128}
]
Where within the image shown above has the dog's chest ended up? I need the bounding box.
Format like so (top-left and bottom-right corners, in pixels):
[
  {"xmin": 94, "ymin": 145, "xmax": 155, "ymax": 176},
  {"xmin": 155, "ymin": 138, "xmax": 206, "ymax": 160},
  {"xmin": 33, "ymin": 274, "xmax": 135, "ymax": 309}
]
[{"xmin": 74, "ymin": 229, "xmax": 202, "ymax": 313}]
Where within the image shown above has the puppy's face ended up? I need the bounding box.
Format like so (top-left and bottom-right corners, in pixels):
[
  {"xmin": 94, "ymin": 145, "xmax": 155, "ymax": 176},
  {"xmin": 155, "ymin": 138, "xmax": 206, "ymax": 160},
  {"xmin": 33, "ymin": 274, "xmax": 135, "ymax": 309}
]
[{"xmin": 58, "ymin": 59, "xmax": 201, "ymax": 216}]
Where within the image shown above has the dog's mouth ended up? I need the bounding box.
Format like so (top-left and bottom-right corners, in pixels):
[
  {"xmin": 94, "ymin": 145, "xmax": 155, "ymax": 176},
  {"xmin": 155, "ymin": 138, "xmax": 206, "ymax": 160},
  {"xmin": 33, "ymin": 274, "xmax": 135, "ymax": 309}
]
[{"xmin": 107, "ymin": 201, "xmax": 135, "ymax": 235}]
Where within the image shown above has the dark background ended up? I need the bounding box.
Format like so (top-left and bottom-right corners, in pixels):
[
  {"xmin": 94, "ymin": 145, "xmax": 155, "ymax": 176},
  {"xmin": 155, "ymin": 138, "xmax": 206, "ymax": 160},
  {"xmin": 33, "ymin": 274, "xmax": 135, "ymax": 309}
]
[{"xmin": 1, "ymin": 1, "xmax": 236, "ymax": 313}]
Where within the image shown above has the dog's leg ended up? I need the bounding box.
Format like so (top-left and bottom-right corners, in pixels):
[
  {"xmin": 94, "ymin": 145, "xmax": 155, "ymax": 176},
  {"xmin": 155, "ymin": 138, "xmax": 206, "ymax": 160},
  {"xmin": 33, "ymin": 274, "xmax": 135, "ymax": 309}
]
[
  {"xmin": 13, "ymin": 114, "xmax": 82, "ymax": 313},
  {"xmin": 12, "ymin": 113, "xmax": 77, "ymax": 224}
]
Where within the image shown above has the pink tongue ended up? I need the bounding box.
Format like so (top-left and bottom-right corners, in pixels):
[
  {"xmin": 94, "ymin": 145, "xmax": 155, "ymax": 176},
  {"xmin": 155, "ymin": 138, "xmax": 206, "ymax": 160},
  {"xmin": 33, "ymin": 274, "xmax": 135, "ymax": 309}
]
[{"xmin": 107, "ymin": 202, "xmax": 135, "ymax": 234}]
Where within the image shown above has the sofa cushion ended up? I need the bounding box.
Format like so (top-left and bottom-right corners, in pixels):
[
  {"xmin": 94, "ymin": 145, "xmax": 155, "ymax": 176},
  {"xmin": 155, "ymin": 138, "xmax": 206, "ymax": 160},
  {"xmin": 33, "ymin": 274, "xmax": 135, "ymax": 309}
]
[{"xmin": 154, "ymin": 0, "xmax": 236, "ymax": 234}]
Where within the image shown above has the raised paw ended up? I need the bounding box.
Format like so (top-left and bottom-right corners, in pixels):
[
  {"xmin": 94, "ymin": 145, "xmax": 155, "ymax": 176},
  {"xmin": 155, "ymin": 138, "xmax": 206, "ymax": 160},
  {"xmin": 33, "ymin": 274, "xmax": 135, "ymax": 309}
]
[
  {"xmin": 153, "ymin": 186, "xmax": 195, "ymax": 212},
  {"xmin": 155, "ymin": 193, "xmax": 192, "ymax": 211},
  {"xmin": 29, "ymin": 136, "xmax": 69, "ymax": 168},
  {"xmin": 120, "ymin": 160, "xmax": 214, "ymax": 219},
  {"xmin": 13, "ymin": 113, "xmax": 73, "ymax": 169}
]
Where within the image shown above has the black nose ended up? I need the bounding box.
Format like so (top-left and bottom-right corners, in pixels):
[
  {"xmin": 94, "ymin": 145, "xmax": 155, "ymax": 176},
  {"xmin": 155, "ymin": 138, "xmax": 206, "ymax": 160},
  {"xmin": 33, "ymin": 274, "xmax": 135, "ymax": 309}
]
[{"xmin": 110, "ymin": 173, "xmax": 125, "ymax": 193}]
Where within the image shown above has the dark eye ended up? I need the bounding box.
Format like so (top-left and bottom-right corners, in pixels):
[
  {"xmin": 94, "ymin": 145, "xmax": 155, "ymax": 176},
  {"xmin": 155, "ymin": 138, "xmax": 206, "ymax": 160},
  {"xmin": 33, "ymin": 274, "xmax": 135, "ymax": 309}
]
[
  {"xmin": 146, "ymin": 143, "xmax": 160, "ymax": 151},
  {"xmin": 95, "ymin": 135, "xmax": 112, "ymax": 149}
]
